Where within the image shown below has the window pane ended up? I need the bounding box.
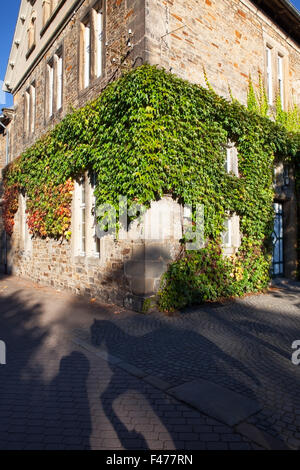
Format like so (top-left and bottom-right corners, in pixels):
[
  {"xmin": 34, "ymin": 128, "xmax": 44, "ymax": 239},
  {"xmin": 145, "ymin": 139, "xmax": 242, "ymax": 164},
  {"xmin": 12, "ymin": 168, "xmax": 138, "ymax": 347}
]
[
  {"xmin": 56, "ymin": 54, "xmax": 63, "ymax": 110},
  {"xmin": 266, "ymin": 47, "xmax": 272, "ymax": 104},
  {"xmin": 96, "ymin": 10, "xmax": 103, "ymax": 77},
  {"xmin": 226, "ymin": 148, "xmax": 231, "ymax": 173},
  {"xmin": 81, "ymin": 208, "xmax": 86, "ymax": 253},
  {"xmin": 81, "ymin": 182, "xmax": 86, "ymax": 205},
  {"xmin": 31, "ymin": 84, "xmax": 35, "ymax": 132},
  {"xmin": 25, "ymin": 90, "xmax": 30, "ymax": 134},
  {"xmin": 278, "ymin": 55, "xmax": 284, "ymax": 107},
  {"xmin": 48, "ymin": 63, "xmax": 54, "ymax": 117},
  {"xmin": 222, "ymin": 218, "xmax": 231, "ymax": 247},
  {"xmin": 84, "ymin": 23, "xmax": 90, "ymax": 88}
]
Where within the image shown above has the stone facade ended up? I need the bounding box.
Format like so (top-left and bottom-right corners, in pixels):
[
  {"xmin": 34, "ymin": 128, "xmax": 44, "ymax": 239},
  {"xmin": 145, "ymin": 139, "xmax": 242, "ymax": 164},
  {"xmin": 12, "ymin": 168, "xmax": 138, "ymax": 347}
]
[
  {"xmin": 145, "ymin": 0, "xmax": 300, "ymax": 107},
  {"xmin": 0, "ymin": 0, "xmax": 299, "ymax": 309}
]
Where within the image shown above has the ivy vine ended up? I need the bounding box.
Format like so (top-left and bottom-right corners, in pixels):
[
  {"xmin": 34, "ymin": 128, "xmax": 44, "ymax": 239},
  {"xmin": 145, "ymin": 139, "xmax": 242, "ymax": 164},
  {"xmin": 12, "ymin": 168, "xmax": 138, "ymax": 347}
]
[{"xmin": 2, "ymin": 65, "xmax": 299, "ymax": 310}]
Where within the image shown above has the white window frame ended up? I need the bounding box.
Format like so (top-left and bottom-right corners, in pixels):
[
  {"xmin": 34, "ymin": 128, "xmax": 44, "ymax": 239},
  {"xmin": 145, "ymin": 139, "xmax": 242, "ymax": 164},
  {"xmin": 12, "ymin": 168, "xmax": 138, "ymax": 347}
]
[
  {"xmin": 74, "ymin": 174, "xmax": 101, "ymax": 258},
  {"xmin": 56, "ymin": 52, "xmax": 63, "ymax": 111},
  {"xmin": 48, "ymin": 61, "xmax": 54, "ymax": 118},
  {"xmin": 222, "ymin": 217, "xmax": 232, "ymax": 248},
  {"xmin": 266, "ymin": 45, "xmax": 273, "ymax": 105},
  {"xmin": 25, "ymin": 89, "xmax": 30, "ymax": 135},
  {"xmin": 79, "ymin": 177, "xmax": 86, "ymax": 256},
  {"xmin": 223, "ymin": 142, "xmax": 239, "ymax": 177},
  {"xmin": 20, "ymin": 195, "xmax": 32, "ymax": 254},
  {"xmin": 277, "ymin": 54, "xmax": 284, "ymax": 108},
  {"xmin": 83, "ymin": 21, "xmax": 91, "ymax": 89},
  {"xmin": 91, "ymin": 173, "xmax": 100, "ymax": 257},
  {"xmin": 225, "ymin": 147, "xmax": 232, "ymax": 173},
  {"xmin": 96, "ymin": 9, "xmax": 103, "ymax": 78},
  {"xmin": 30, "ymin": 83, "xmax": 36, "ymax": 133}
]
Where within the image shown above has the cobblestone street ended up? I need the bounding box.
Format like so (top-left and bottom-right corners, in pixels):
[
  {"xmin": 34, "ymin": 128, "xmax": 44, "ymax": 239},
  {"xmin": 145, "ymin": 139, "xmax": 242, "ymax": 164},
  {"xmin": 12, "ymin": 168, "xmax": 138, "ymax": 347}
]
[{"xmin": 0, "ymin": 275, "xmax": 299, "ymax": 449}]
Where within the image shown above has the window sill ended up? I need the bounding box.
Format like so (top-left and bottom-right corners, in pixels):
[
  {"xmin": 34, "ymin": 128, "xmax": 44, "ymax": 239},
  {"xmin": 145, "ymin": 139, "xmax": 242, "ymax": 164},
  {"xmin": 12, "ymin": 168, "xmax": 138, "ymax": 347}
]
[{"xmin": 40, "ymin": 0, "xmax": 67, "ymax": 38}]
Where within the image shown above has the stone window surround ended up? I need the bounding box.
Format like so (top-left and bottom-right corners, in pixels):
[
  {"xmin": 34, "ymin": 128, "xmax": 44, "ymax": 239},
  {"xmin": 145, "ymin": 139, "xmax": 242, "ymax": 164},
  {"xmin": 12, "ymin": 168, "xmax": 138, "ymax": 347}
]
[
  {"xmin": 222, "ymin": 213, "xmax": 241, "ymax": 257},
  {"xmin": 78, "ymin": 0, "xmax": 105, "ymax": 95},
  {"xmin": 19, "ymin": 194, "xmax": 32, "ymax": 255},
  {"xmin": 72, "ymin": 173, "xmax": 101, "ymax": 261},
  {"xmin": 41, "ymin": 0, "xmax": 67, "ymax": 37},
  {"xmin": 222, "ymin": 141, "xmax": 239, "ymax": 177},
  {"xmin": 23, "ymin": 80, "xmax": 36, "ymax": 140},
  {"xmin": 221, "ymin": 142, "xmax": 241, "ymax": 255},
  {"xmin": 45, "ymin": 44, "xmax": 64, "ymax": 123},
  {"xmin": 26, "ymin": 11, "xmax": 37, "ymax": 60},
  {"xmin": 263, "ymin": 33, "xmax": 289, "ymax": 110}
]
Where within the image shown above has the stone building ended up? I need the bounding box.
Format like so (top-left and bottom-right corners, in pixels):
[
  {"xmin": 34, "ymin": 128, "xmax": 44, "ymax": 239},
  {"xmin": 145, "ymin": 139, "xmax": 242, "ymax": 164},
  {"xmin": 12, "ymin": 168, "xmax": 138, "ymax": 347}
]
[{"xmin": 0, "ymin": 0, "xmax": 299, "ymax": 309}]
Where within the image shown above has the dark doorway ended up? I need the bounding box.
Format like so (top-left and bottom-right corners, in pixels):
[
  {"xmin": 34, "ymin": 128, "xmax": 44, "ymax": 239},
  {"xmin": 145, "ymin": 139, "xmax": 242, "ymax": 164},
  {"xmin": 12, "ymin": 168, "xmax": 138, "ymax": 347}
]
[{"xmin": 272, "ymin": 202, "xmax": 284, "ymax": 276}]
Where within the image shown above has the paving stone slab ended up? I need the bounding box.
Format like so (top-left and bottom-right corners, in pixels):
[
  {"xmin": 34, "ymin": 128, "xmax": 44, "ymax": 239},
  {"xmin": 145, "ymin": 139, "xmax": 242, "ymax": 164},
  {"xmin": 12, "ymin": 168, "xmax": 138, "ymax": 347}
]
[{"xmin": 168, "ymin": 378, "xmax": 262, "ymax": 427}]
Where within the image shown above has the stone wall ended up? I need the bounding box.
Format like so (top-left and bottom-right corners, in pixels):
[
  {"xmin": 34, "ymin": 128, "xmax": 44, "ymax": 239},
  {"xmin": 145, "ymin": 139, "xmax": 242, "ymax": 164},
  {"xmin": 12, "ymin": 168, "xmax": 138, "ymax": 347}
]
[{"xmin": 145, "ymin": 0, "xmax": 300, "ymax": 107}]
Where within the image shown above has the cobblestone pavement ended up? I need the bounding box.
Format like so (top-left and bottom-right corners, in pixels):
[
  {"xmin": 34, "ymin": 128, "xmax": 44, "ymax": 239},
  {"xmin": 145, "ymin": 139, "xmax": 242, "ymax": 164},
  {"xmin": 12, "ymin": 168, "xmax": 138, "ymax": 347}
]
[
  {"xmin": 77, "ymin": 279, "xmax": 300, "ymax": 449},
  {"xmin": 0, "ymin": 275, "xmax": 262, "ymax": 450}
]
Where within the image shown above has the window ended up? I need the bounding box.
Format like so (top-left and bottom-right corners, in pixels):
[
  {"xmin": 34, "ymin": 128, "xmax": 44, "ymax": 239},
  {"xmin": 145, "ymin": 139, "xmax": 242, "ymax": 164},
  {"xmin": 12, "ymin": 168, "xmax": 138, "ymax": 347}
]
[
  {"xmin": 83, "ymin": 20, "xmax": 91, "ymax": 89},
  {"xmin": 79, "ymin": 176, "xmax": 86, "ymax": 255},
  {"xmin": 42, "ymin": 0, "xmax": 51, "ymax": 25},
  {"xmin": 43, "ymin": 0, "xmax": 61, "ymax": 24},
  {"xmin": 27, "ymin": 13, "xmax": 36, "ymax": 53},
  {"xmin": 80, "ymin": 2, "xmax": 104, "ymax": 90},
  {"xmin": 272, "ymin": 203, "xmax": 284, "ymax": 276},
  {"xmin": 223, "ymin": 143, "xmax": 238, "ymax": 176},
  {"xmin": 25, "ymin": 89, "xmax": 30, "ymax": 135},
  {"xmin": 24, "ymin": 83, "xmax": 36, "ymax": 137},
  {"xmin": 41, "ymin": 1, "xmax": 64, "ymax": 34},
  {"xmin": 91, "ymin": 173, "xmax": 100, "ymax": 255},
  {"xmin": 266, "ymin": 45, "xmax": 273, "ymax": 105},
  {"xmin": 222, "ymin": 217, "xmax": 232, "ymax": 248},
  {"xmin": 20, "ymin": 195, "xmax": 32, "ymax": 254},
  {"xmin": 47, "ymin": 47, "xmax": 63, "ymax": 118},
  {"xmin": 277, "ymin": 54, "xmax": 284, "ymax": 107},
  {"xmin": 222, "ymin": 213, "xmax": 241, "ymax": 255},
  {"xmin": 47, "ymin": 60, "xmax": 54, "ymax": 117},
  {"xmin": 56, "ymin": 51, "xmax": 63, "ymax": 111},
  {"xmin": 74, "ymin": 174, "xmax": 100, "ymax": 257},
  {"xmin": 30, "ymin": 83, "xmax": 36, "ymax": 133},
  {"xmin": 95, "ymin": 8, "xmax": 103, "ymax": 78}
]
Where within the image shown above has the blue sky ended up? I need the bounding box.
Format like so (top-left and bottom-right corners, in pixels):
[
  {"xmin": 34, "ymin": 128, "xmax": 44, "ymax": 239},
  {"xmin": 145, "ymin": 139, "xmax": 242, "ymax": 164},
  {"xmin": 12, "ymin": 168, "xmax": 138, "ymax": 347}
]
[
  {"xmin": 0, "ymin": 1, "xmax": 20, "ymax": 107},
  {"xmin": 0, "ymin": 0, "xmax": 300, "ymax": 108}
]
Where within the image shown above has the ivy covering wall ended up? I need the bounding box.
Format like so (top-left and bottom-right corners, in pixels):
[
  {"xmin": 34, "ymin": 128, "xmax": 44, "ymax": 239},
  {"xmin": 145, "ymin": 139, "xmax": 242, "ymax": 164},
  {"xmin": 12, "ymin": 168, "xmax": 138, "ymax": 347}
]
[{"xmin": 2, "ymin": 65, "xmax": 299, "ymax": 311}]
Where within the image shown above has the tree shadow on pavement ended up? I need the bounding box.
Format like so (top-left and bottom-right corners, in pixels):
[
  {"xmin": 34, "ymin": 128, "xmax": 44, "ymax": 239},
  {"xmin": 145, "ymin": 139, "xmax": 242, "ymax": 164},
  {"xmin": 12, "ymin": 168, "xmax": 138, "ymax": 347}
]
[{"xmin": 0, "ymin": 283, "xmax": 92, "ymax": 450}]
